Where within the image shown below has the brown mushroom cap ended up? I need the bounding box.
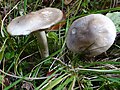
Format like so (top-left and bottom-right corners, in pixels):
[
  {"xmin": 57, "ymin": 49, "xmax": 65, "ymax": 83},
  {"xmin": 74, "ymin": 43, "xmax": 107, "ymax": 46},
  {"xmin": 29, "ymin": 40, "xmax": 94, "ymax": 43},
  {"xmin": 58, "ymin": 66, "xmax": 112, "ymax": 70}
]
[
  {"xmin": 66, "ymin": 14, "xmax": 116, "ymax": 57},
  {"xmin": 7, "ymin": 7, "xmax": 63, "ymax": 35}
]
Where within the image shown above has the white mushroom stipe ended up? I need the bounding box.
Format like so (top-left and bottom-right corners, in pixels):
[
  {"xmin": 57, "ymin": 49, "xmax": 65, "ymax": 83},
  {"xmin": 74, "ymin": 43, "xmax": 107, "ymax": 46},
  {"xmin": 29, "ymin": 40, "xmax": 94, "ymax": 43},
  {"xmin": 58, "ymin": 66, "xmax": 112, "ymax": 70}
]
[
  {"xmin": 7, "ymin": 7, "xmax": 63, "ymax": 58},
  {"xmin": 66, "ymin": 14, "xmax": 116, "ymax": 57}
]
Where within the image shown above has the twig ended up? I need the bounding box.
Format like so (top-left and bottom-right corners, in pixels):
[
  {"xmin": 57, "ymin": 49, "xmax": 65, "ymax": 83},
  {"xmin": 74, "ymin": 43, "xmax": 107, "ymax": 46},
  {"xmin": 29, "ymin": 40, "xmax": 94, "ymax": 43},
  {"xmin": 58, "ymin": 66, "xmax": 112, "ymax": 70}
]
[
  {"xmin": 52, "ymin": 57, "xmax": 69, "ymax": 67},
  {"xmin": 18, "ymin": 51, "xmax": 38, "ymax": 64},
  {"xmin": 0, "ymin": 69, "xmax": 58, "ymax": 80},
  {"xmin": 49, "ymin": 59, "xmax": 58, "ymax": 71},
  {"xmin": 49, "ymin": 52, "xmax": 67, "ymax": 71}
]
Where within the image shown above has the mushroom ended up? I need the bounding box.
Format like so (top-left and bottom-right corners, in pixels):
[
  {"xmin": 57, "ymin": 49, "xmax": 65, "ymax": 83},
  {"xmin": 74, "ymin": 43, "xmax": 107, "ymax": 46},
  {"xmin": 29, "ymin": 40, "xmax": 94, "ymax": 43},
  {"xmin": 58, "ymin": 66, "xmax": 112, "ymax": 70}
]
[
  {"xmin": 66, "ymin": 14, "xmax": 116, "ymax": 57},
  {"xmin": 7, "ymin": 7, "xmax": 63, "ymax": 58}
]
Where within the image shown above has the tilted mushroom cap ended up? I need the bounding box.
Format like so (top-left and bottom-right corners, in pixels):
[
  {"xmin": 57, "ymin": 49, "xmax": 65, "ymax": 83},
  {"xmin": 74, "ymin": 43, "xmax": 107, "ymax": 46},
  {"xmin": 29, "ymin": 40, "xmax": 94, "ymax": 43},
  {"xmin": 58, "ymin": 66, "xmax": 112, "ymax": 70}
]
[
  {"xmin": 7, "ymin": 7, "xmax": 63, "ymax": 35},
  {"xmin": 66, "ymin": 14, "xmax": 116, "ymax": 57}
]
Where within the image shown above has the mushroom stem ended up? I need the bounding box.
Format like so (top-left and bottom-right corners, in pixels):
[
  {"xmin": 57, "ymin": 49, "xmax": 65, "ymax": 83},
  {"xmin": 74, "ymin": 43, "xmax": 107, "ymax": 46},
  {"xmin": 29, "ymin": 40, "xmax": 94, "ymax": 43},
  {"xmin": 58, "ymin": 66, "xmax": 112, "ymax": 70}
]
[{"xmin": 35, "ymin": 31, "xmax": 49, "ymax": 58}]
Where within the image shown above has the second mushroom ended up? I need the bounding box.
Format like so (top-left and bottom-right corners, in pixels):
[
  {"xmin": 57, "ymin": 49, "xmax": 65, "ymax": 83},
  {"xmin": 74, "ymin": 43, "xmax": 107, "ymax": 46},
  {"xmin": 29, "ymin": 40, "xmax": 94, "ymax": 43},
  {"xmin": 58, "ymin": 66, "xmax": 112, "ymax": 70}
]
[
  {"xmin": 66, "ymin": 14, "xmax": 116, "ymax": 57},
  {"xmin": 7, "ymin": 7, "xmax": 63, "ymax": 58}
]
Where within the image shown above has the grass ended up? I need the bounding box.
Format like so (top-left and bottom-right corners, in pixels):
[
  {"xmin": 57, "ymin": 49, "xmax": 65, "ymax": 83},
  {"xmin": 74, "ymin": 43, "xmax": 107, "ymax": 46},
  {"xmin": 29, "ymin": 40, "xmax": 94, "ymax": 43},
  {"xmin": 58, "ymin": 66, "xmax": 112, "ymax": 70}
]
[{"xmin": 0, "ymin": 0, "xmax": 120, "ymax": 89}]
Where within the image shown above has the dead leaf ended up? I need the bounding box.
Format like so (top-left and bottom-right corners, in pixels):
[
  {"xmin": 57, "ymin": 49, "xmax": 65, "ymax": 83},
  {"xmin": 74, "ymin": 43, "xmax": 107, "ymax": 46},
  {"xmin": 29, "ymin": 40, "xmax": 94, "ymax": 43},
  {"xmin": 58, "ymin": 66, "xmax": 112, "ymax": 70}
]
[
  {"xmin": 3, "ymin": 77, "xmax": 14, "ymax": 90},
  {"xmin": 46, "ymin": 70, "xmax": 55, "ymax": 76},
  {"xmin": 21, "ymin": 81, "xmax": 34, "ymax": 90}
]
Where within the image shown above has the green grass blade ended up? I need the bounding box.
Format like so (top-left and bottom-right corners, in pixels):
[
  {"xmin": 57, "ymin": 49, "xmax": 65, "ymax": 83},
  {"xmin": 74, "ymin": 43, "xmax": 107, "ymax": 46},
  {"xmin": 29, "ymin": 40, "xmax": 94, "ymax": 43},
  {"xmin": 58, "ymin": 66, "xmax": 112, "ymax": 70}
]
[
  {"xmin": 56, "ymin": 75, "xmax": 74, "ymax": 90},
  {"xmin": 68, "ymin": 76, "xmax": 76, "ymax": 90},
  {"xmin": 75, "ymin": 68, "xmax": 120, "ymax": 74},
  {"xmin": 35, "ymin": 67, "xmax": 64, "ymax": 90},
  {"xmin": 0, "ymin": 38, "xmax": 8, "ymax": 61},
  {"xmin": 43, "ymin": 74, "xmax": 70, "ymax": 90}
]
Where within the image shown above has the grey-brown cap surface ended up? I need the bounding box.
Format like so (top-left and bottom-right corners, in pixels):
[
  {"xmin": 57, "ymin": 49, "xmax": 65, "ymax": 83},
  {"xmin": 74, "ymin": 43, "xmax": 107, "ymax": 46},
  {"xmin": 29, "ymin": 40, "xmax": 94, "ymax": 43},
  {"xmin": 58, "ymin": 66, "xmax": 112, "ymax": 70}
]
[
  {"xmin": 66, "ymin": 14, "xmax": 116, "ymax": 57},
  {"xmin": 7, "ymin": 7, "xmax": 63, "ymax": 35}
]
